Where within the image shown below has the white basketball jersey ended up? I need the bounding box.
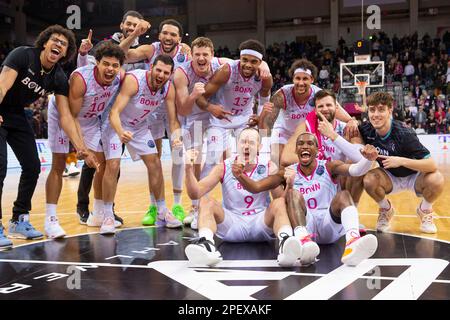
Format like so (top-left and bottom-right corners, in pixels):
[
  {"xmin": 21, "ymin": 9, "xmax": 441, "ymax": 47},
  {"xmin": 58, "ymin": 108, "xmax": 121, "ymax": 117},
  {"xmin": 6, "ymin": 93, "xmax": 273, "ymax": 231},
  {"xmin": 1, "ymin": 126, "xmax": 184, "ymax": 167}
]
[
  {"xmin": 177, "ymin": 57, "xmax": 222, "ymax": 119},
  {"xmin": 212, "ymin": 60, "xmax": 263, "ymax": 129},
  {"xmin": 72, "ymin": 64, "xmax": 122, "ymax": 127},
  {"xmin": 221, "ymin": 157, "xmax": 271, "ymax": 216},
  {"xmin": 47, "ymin": 94, "xmax": 59, "ymax": 124},
  {"xmin": 273, "ymin": 84, "xmax": 320, "ymax": 134},
  {"xmin": 121, "ymin": 69, "xmax": 170, "ymax": 129},
  {"xmin": 306, "ymin": 118, "xmax": 347, "ymax": 162},
  {"xmin": 289, "ymin": 160, "xmax": 338, "ymax": 211}
]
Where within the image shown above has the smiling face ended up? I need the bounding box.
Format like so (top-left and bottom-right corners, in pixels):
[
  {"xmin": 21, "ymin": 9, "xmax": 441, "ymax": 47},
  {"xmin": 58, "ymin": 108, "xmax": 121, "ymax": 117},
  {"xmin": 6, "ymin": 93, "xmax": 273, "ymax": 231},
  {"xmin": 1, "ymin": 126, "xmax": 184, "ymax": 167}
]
[
  {"xmin": 293, "ymin": 72, "xmax": 313, "ymax": 96},
  {"xmin": 158, "ymin": 24, "xmax": 181, "ymax": 54},
  {"xmin": 120, "ymin": 15, "xmax": 142, "ymax": 38},
  {"xmin": 237, "ymin": 129, "xmax": 261, "ymax": 164},
  {"xmin": 239, "ymin": 54, "xmax": 261, "ymax": 78},
  {"xmin": 42, "ymin": 33, "xmax": 69, "ymax": 65},
  {"xmin": 192, "ymin": 45, "xmax": 213, "ymax": 75},
  {"xmin": 296, "ymin": 133, "xmax": 318, "ymax": 167},
  {"xmin": 368, "ymin": 103, "xmax": 393, "ymax": 131},
  {"xmin": 96, "ymin": 56, "xmax": 121, "ymax": 86},
  {"xmin": 150, "ymin": 60, "xmax": 173, "ymax": 90},
  {"xmin": 315, "ymin": 95, "xmax": 336, "ymax": 122}
]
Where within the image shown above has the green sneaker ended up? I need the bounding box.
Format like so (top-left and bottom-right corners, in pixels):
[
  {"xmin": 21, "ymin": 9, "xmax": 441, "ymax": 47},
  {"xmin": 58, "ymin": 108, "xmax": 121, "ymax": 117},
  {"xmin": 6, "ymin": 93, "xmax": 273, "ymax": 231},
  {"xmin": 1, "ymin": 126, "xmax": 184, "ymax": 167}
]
[
  {"xmin": 142, "ymin": 204, "xmax": 157, "ymax": 226},
  {"xmin": 172, "ymin": 204, "xmax": 186, "ymax": 222}
]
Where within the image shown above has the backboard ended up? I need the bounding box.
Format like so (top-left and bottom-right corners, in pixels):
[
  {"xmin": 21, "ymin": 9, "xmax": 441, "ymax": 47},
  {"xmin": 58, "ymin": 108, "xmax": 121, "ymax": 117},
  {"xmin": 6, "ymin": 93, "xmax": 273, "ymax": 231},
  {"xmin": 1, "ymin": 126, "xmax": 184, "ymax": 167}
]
[{"xmin": 340, "ymin": 61, "xmax": 385, "ymax": 89}]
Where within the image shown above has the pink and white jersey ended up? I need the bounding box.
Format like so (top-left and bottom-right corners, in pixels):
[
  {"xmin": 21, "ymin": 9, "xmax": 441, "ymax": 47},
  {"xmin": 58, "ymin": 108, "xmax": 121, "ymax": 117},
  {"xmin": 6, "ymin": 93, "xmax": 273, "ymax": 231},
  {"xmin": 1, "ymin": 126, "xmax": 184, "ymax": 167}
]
[
  {"xmin": 305, "ymin": 112, "xmax": 347, "ymax": 162},
  {"xmin": 121, "ymin": 69, "xmax": 170, "ymax": 129},
  {"xmin": 289, "ymin": 160, "xmax": 338, "ymax": 211},
  {"xmin": 148, "ymin": 42, "xmax": 189, "ymax": 68},
  {"xmin": 212, "ymin": 60, "xmax": 263, "ymax": 129},
  {"xmin": 71, "ymin": 64, "xmax": 122, "ymax": 127},
  {"xmin": 177, "ymin": 57, "xmax": 222, "ymax": 120},
  {"xmin": 221, "ymin": 157, "xmax": 271, "ymax": 216},
  {"xmin": 273, "ymin": 84, "xmax": 321, "ymax": 134}
]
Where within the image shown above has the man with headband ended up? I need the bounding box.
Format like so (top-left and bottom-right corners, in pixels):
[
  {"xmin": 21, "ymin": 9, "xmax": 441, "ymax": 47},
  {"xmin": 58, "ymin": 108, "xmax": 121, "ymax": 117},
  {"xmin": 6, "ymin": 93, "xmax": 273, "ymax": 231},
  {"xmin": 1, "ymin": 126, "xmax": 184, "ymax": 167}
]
[{"xmin": 196, "ymin": 39, "xmax": 273, "ymax": 176}]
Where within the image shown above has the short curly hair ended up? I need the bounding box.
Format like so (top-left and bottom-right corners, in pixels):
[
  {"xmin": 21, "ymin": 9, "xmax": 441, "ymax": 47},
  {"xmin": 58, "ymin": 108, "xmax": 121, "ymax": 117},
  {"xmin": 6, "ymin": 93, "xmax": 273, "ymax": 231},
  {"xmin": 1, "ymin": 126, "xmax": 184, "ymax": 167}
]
[
  {"xmin": 239, "ymin": 39, "xmax": 265, "ymax": 58},
  {"xmin": 34, "ymin": 25, "xmax": 77, "ymax": 64},
  {"xmin": 94, "ymin": 42, "xmax": 125, "ymax": 65}
]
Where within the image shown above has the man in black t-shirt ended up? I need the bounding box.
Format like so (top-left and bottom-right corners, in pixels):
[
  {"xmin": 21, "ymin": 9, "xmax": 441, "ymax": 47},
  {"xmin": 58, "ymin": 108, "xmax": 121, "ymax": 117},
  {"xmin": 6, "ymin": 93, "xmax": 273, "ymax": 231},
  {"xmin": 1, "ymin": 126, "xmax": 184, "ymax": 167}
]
[
  {"xmin": 0, "ymin": 25, "xmax": 97, "ymax": 248},
  {"xmin": 359, "ymin": 92, "xmax": 444, "ymax": 235}
]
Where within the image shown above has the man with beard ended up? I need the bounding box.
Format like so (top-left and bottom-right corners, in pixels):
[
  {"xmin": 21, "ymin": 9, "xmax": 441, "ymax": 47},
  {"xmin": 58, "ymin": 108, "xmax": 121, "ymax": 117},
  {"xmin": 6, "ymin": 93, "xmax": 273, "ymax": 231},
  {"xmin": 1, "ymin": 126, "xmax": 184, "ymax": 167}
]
[
  {"xmin": 234, "ymin": 132, "xmax": 379, "ymax": 266},
  {"xmin": 0, "ymin": 25, "xmax": 95, "ymax": 248},
  {"xmin": 121, "ymin": 19, "xmax": 192, "ymax": 225},
  {"xmin": 280, "ymin": 90, "xmax": 366, "ymax": 205},
  {"xmin": 259, "ymin": 59, "xmax": 356, "ymax": 165},
  {"xmin": 105, "ymin": 55, "xmax": 183, "ymax": 233}
]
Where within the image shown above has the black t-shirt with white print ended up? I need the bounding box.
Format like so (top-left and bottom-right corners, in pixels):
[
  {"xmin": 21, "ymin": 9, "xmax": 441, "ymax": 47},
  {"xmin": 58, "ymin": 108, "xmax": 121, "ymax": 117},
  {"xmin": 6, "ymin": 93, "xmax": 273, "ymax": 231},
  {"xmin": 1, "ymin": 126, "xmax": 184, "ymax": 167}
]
[{"xmin": 0, "ymin": 46, "xmax": 69, "ymax": 117}]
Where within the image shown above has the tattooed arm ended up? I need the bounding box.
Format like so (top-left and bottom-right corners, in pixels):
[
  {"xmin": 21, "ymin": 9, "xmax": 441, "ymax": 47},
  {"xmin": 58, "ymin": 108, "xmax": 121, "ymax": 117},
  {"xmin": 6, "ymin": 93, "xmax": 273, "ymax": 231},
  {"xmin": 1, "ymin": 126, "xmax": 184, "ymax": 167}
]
[{"xmin": 260, "ymin": 89, "xmax": 285, "ymax": 135}]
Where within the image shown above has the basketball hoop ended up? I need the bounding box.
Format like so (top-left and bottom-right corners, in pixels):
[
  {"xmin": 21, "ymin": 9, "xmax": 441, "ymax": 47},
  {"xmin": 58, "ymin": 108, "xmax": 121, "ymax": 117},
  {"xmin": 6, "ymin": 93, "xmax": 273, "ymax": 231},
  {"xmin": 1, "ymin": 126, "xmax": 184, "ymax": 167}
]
[{"xmin": 356, "ymin": 81, "xmax": 367, "ymax": 95}]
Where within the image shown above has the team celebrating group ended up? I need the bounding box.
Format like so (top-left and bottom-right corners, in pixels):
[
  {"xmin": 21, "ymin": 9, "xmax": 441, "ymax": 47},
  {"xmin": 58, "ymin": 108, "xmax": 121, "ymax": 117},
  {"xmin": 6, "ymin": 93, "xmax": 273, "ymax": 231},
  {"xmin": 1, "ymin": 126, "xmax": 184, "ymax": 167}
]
[{"xmin": 0, "ymin": 11, "xmax": 444, "ymax": 267}]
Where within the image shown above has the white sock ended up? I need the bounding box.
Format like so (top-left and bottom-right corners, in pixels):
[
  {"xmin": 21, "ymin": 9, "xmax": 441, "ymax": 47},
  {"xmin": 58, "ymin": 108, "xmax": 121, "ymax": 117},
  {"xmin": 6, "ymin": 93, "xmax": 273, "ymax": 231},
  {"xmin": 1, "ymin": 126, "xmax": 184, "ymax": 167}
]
[
  {"xmin": 420, "ymin": 199, "xmax": 433, "ymax": 211},
  {"xmin": 378, "ymin": 198, "xmax": 391, "ymax": 210},
  {"xmin": 174, "ymin": 193, "xmax": 182, "ymax": 205},
  {"xmin": 156, "ymin": 200, "xmax": 167, "ymax": 216},
  {"xmin": 172, "ymin": 163, "xmax": 184, "ymax": 191},
  {"xmin": 93, "ymin": 199, "xmax": 104, "ymax": 216},
  {"xmin": 294, "ymin": 225, "xmax": 309, "ymax": 238},
  {"xmin": 341, "ymin": 206, "xmax": 361, "ymax": 242},
  {"xmin": 277, "ymin": 225, "xmax": 293, "ymax": 241},
  {"xmin": 104, "ymin": 202, "xmax": 114, "ymax": 219},
  {"xmin": 192, "ymin": 199, "xmax": 199, "ymax": 207},
  {"xmin": 150, "ymin": 193, "xmax": 156, "ymax": 205},
  {"xmin": 199, "ymin": 227, "xmax": 214, "ymax": 243},
  {"xmin": 46, "ymin": 203, "xmax": 57, "ymax": 219}
]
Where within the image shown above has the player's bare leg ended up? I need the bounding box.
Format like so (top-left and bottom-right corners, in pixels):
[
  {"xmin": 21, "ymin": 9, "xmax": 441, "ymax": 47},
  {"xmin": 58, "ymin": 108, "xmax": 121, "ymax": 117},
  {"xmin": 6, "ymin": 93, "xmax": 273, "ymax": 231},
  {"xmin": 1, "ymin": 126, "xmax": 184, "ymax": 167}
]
[
  {"xmin": 100, "ymin": 158, "xmax": 121, "ymax": 235},
  {"xmin": 414, "ymin": 170, "xmax": 444, "ymax": 233},
  {"xmin": 87, "ymin": 151, "xmax": 107, "ymax": 228},
  {"xmin": 363, "ymin": 168, "xmax": 395, "ymax": 232}
]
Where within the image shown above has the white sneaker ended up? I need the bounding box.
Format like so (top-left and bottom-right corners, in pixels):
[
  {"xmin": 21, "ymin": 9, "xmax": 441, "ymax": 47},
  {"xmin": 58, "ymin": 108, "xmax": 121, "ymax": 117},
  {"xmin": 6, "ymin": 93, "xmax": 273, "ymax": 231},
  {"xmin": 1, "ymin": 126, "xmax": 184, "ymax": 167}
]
[
  {"xmin": 376, "ymin": 200, "xmax": 395, "ymax": 232},
  {"xmin": 183, "ymin": 206, "xmax": 197, "ymax": 226},
  {"xmin": 341, "ymin": 234, "xmax": 378, "ymax": 266},
  {"xmin": 298, "ymin": 235, "xmax": 320, "ymax": 266},
  {"xmin": 87, "ymin": 212, "xmax": 104, "ymax": 227},
  {"xmin": 67, "ymin": 162, "xmax": 81, "ymax": 177},
  {"xmin": 164, "ymin": 210, "xmax": 183, "ymax": 229},
  {"xmin": 185, "ymin": 237, "xmax": 222, "ymax": 266},
  {"xmin": 417, "ymin": 207, "xmax": 437, "ymax": 234},
  {"xmin": 44, "ymin": 216, "xmax": 66, "ymax": 239},
  {"xmin": 277, "ymin": 234, "xmax": 303, "ymax": 267},
  {"xmin": 100, "ymin": 217, "xmax": 116, "ymax": 235},
  {"xmin": 62, "ymin": 168, "xmax": 69, "ymax": 177}
]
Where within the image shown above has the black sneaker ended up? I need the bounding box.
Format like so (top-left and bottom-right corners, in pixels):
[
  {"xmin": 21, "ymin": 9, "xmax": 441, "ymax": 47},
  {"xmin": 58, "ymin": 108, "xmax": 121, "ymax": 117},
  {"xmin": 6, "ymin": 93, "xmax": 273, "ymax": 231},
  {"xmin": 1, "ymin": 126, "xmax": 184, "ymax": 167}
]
[{"xmin": 77, "ymin": 209, "xmax": 89, "ymax": 225}]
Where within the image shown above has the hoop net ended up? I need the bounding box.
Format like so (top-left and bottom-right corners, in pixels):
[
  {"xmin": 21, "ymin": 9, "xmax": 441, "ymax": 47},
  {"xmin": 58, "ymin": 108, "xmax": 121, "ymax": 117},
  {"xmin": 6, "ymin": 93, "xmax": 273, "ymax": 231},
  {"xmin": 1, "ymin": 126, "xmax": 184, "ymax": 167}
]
[{"xmin": 356, "ymin": 81, "xmax": 367, "ymax": 95}]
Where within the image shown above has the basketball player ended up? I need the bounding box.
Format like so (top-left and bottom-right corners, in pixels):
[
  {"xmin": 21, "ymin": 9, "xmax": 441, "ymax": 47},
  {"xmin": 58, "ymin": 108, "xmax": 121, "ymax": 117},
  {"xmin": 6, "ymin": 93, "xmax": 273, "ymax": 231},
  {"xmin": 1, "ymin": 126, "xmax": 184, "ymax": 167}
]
[
  {"xmin": 0, "ymin": 25, "xmax": 92, "ymax": 247},
  {"xmin": 279, "ymin": 90, "xmax": 366, "ymax": 204},
  {"xmin": 195, "ymin": 39, "xmax": 273, "ymax": 178},
  {"xmin": 76, "ymin": 12, "xmax": 150, "ymax": 225},
  {"xmin": 259, "ymin": 59, "xmax": 356, "ymax": 165},
  {"xmin": 103, "ymin": 54, "xmax": 183, "ymax": 234},
  {"xmin": 234, "ymin": 132, "xmax": 379, "ymax": 266},
  {"xmin": 184, "ymin": 127, "xmax": 302, "ymax": 267},
  {"xmin": 360, "ymin": 92, "xmax": 444, "ymax": 234},
  {"xmin": 68, "ymin": 42, "xmax": 125, "ymax": 235},
  {"xmin": 121, "ymin": 19, "xmax": 191, "ymax": 225}
]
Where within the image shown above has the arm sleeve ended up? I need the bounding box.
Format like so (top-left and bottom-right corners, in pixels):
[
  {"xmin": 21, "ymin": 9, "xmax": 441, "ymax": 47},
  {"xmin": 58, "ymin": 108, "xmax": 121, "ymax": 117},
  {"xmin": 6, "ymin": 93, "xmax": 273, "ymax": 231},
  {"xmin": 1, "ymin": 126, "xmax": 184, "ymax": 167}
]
[{"xmin": 1, "ymin": 46, "xmax": 29, "ymax": 72}]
